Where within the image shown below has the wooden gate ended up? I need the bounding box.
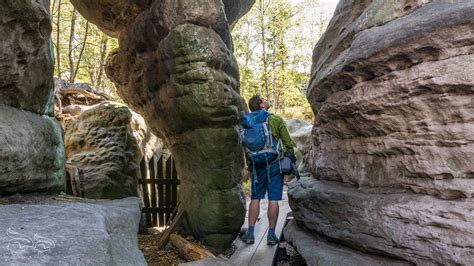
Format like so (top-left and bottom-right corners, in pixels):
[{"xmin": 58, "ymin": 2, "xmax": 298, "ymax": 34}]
[{"xmin": 139, "ymin": 153, "xmax": 180, "ymax": 227}]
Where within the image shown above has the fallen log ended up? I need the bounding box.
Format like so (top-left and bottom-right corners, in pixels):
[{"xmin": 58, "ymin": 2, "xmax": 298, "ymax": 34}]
[
  {"xmin": 155, "ymin": 206, "xmax": 185, "ymax": 250},
  {"xmin": 170, "ymin": 233, "xmax": 216, "ymax": 262}
]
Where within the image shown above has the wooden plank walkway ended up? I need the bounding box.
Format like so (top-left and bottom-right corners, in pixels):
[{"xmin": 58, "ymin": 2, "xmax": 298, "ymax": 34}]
[
  {"xmin": 181, "ymin": 189, "xmax": 291, "ymax": 266},
  {"xmin": 229, "ymin": 195, "xmax": 290, "ymax": 266}
]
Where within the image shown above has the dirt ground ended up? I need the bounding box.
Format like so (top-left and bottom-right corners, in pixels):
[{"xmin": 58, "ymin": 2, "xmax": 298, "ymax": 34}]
[
  {"xmin": 138, "ymin": 181, "xmax": 302, "ymax": 265},
  {"xmin": 138, "ymin": 233, "xmax": 186, "ymax": 265},
  {"xmin": 138, "ymin": 229, "xmax": 305, "ymax": 265}
]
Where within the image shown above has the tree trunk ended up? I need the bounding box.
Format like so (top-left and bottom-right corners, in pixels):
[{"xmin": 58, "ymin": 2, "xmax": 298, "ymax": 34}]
[
  {"xmin": 68, "ymin": 8, "xmax": 78, "ymax": 83},
  {"xmin": 169, "ymin": 234, "xmax": 216, "ymax": 261},
  {"xmin": 259, "ymin": 0, "xmax": 269, "ymax": 99},
  {"xmin": 71, "ymin": 21, "xmax": 89, "ymax": 83},
  {"xmin": 51, "ymin": 0, "xmax": 57, "ymax": 15},
  {"xmin": 271, "ymin": 28, "xmax": 278, "ymax": 112},
  {"xmin": 56, "ymin": 0, "xmax": 62, "ymax": 79},
  {"xmin": 96, "ymin": 34, "xmax": 108, "ymax": 91}
]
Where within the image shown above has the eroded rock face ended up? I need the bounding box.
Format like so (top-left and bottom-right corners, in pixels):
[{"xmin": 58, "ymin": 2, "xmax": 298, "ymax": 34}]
[
  {"xmin": 0, "ymin": 105, "xmax": 65, "ymax": 195},
  {"xmin": 283, "ymin": 220, "xmax": 411, "ymax": 266},
  {"xmin": 289, "ymin": 0, "xmax": 474, "ymax": 264},
  {"xmin": 223, "ymin": 0, "xmax": 256, "ymax": 29},
  {"xmin": 289, "ymin": 178, "xmax": 474, "ymax": 265},
  {"xmin": 307, "ymin": 0, "xmax": 474, "ymax": 199},
  {"xmin": 69, "ymin": 0, "xmax": 151, "ymax": 37},
  {"xmin": 0, "ymin": 0, "xmax": 65, "ymax": 195},
  {"xmin": 0, "ymin": 0, "xmax": 55, "ymax": 115},
  {"xmin": 64, "ymin": 101, "xmax": 160, "ymax": 199},
  {"xmin": 71, "ymin": 0, "xmax": 253, "ymax": 248}
]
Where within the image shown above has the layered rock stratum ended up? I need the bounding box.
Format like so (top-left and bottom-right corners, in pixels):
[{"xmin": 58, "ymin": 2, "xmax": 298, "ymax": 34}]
[
  {"xmin": 0, "ymin": 0, "xmax": 65, "ymax": 195},
  {"xmin": 307, "ymin": 0, "xmax": 474, "ymax": 198},
  {"xmin": 289, "ymin": 0, "xmax": 474, "ymax": 264},
  {"xmin": 70, "ymin": 0, "xmax": 255, "ymax": 248}
]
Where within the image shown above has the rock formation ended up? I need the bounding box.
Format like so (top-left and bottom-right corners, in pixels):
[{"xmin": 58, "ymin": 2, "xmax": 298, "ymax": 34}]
[
  {"xmin": 70, "ymin": 0, "xmax": 255, "ymax": 249},
  {"xmin": 283, "ymin": 220, "xmax": 410, "ymax": 266},
  {"xmin": 286, "ymin": 119, "xmax": 313, "ymax": 172},
  {"xmin": 0, "ymin": 196, "xmax": 146, "ymax": 265},
  {"xmin": 0, "ymin": 0, "xmax": 65, "ymax": 195},
  {"xmin": 64, "ymin": 101, "xmax": 161, "ymax": 199},
  {"xmin": 289, "ymin": 0, "xmax": 474, "ymax": 264}
]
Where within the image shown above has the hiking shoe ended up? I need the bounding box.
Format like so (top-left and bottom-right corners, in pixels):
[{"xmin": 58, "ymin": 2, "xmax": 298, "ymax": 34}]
[
  {"xmin": 239, "ymin": 229, "xmax": 255, "ymax": 244},
  {"xmin": 267, "ymin": 234, "xmax": 279, "ymax": 245}
]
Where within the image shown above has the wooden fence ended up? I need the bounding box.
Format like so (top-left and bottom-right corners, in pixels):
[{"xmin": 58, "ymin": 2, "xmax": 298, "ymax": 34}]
[{"xmin": 139, "ymin": 153, "xmax": 180, "ymax": 227}]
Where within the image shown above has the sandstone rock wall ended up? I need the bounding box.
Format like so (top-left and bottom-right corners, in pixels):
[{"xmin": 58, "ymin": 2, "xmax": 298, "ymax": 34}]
[
  {"xmin": 0, "ymin": 105, "xmax": 65, "ymax": 195},
  {"xmin": 0, "ymin": 0, "xmax": 65, "ymax": 195},
  {"xmin": 64, "ymin": 101, "xmax": 161, "ymax": 199},
  {"xmin": 0, "ymin": 0, "xmax": 55, "ymax": 115},
  {"xmin": 70, "ymin": 0, "xmax": 254, "ymax": 249},
  {"xmin": 307, "ymin": 0, "xmax": 474, "ymax": 198},
  {"xmin": 290, "ymin": 177, "xmax": 474, "ymax": 265},
  {"xmin": 289, "ymin": 0, "xmax": 474, "ymax": 264},
  {"xmin": 283, "ymin": 219, "xmax": 411, "ymax": 266}
]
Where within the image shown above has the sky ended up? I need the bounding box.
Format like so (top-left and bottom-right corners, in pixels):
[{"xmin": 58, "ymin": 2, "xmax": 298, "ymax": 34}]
[{"xmin": 288, "ymin": 0, "xmax": 339, "ymax": 72}]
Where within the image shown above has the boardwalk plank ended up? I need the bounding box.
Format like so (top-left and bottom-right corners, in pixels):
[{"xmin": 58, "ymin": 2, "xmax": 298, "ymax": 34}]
[
  {"xmin": 229, "ymin": 197, "xmax": 290, "ymax": 266},
  {"xmin": 249, "ymin": 202, "xmax": 290, "ymax": 266},
  {"xmin": 229, "ymin": 200, "xmax": 269, "ymax": 266}
]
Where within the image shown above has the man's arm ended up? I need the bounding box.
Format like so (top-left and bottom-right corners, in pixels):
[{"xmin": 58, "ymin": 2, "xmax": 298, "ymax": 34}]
[{"xmin": 275, "ymin": 116, "xmax": 296, "ymax": 157}]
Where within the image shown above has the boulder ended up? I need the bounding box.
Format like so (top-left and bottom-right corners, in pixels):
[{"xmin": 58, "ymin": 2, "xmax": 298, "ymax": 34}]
[
  {"xmin": 288, "ymin": 177, "xmax": 474, "ymax": 265},
  {"xmin": 0, "ymin": 0, "xmax": 55, "ymax": 116},
  {"xmin": 0, "ymin": 105, "xmax": 65, "ymax": 195},
  {"xmin": 286, "ymin": 119, "xmax": 312, "ymax": 151},
  {"xmin": 64, "ymin": 101, "xmax": 161, "ymax": 199},
  {"xmin": 286, "ymin": 119, "xmax": 313, "ymax": 172},
  {"xmin": 306, "ymin": 0, "xmax": 474, "ymax": 199},
  {"xmin": 0, "ymin": 196, "xmax": 146, "ymax": 265},
  {"xmin": 283, "ymin": 220, "xmax": 411, "ymax": 266},
  {"xmin": 71, "ymin": 0, "xmax": 254, "ymax": 249}
]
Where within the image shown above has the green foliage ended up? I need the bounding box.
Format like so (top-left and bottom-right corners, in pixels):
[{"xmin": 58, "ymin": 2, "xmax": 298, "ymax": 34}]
[
  {"xmin": 233, "ymin": 0, "xmax": 332, "ymax": 121},
  {"xmin": 50, "ymin": 0, "xmax": 332, "ymax": 116},
  {"xmin": 242, "ymin": 179, "xmax": 251, "ymax": 198},
  {"xmin": 50, "ymin": 0, "xmax": 120, "ymax": 100}
]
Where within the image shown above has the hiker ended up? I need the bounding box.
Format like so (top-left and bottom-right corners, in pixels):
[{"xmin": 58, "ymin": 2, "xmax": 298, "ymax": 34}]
[{"xmin": 240, "ymin": 94, "xmax": 296, "ymax": 245}]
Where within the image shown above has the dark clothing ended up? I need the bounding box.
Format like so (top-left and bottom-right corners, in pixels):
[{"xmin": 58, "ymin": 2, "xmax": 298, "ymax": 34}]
[{"xmin": 251, "ymin": 161, "xmax": 283, "ymax": 200}]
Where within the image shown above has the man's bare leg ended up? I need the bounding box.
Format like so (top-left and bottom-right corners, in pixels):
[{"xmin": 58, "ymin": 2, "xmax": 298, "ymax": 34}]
[
  {"xmin": 267, "ymin": 200, "xmax": 279, "ymax": 244},
  {"xmin": 267, "ymin": 200, "xmax": 279, "ymax": 229},
  {"xmin": 240, "ymin": 199, "xmax": 261, "ymax": 244},
  {"xmin": 248, "ymin": 199, "xmax": 260, "ymax": 227}
]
